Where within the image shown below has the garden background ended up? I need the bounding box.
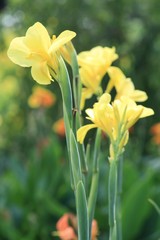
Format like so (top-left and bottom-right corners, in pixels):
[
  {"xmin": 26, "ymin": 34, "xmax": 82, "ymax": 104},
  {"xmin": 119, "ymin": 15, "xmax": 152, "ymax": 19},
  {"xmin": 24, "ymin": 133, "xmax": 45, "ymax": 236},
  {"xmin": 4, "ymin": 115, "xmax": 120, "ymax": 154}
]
[{"xmin": 0, "ymin": 0, "xmax": 160, "ymax": 239}]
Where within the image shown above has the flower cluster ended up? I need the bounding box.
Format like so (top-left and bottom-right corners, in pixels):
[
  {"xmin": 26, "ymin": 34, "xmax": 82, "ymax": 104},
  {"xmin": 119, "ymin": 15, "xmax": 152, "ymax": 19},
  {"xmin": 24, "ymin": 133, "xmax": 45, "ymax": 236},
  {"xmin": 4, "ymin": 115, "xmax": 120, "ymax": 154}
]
[
  {"xmin": 77, "ymin": 46, "xmax": 154, "ymax": 160},
  {"xmin": 7, "ymin": 22, "xmax": 155, "ymax": 240},
  {"xmin": 77, "ymin": 93, "xmax": 154, "ymax": 161}
]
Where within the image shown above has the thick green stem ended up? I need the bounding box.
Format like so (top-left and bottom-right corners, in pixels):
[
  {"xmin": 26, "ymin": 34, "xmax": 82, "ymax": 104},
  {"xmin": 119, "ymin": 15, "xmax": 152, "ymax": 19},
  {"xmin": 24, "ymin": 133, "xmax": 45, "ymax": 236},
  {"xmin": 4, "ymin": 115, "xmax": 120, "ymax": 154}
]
[
  {"xmin": 108, "ymin": 160, "xmax": 117, "ymax": 240},
  {"xmin": 108, "ymin": 151, "xmax": 123, "ymax": 240},
  {"xmin": 76, "ymin": 181, "xmax": 89, "ymax": 240},
  {"xmin": 58, "ymin": 56, "xmax": 89, "ymax": 240},
  {"xmin": 70, "ymin": 45, "xmax": 88, "ymax": 187},
  {"xmin": 88, "ymin": 171, "xmax": 99, "ymax": 240},
  {"xmin": 116, "ymin": 155, "xmax": 123, "ymax": 240},
  {"xmin": 88, "ymin": 129, "xmax": 101, "ymax": 239}
]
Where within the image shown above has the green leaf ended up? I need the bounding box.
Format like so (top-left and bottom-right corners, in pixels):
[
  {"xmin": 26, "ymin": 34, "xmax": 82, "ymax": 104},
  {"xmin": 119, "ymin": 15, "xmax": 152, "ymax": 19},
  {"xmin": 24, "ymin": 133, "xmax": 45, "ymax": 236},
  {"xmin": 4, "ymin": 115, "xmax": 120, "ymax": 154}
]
[
  {"xmin": 58, "ymin": 56, "xmax": 73, "ymax": 125},
  {"xmin": 76, "ymin": 180, "xmax": 89, "ymax": 240},
  {"xmin": 122, "ymin": 172, "xmax": 153, "ymax": 240},
  {"xmin": 70, "ymin": 42, "xmax": 82, "ymax": 110},
  {"xmin": 63, "ymin": 104, "xmax": 75, "ymax": 189},
  {"xmin": 148, "ymin": 198, "xmax": 160, "ymax": 215}
]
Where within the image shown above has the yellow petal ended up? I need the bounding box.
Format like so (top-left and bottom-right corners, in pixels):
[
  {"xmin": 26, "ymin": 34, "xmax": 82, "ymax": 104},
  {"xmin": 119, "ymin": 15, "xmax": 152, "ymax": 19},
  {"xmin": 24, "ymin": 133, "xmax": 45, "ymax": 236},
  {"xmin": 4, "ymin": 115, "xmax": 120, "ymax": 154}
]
[
  {"xmin": 7, "ymin": 37, "xmax": 31, "ymax": 67},
  {"xmin": 98, "ymin": 93, "xmax": 111, "ymax": 105},
  {"xmin": 130, "ymin": 90, "xmax": 148, "ymax": 102},
  {"xmin": 86, "ymin": 108, "xmax": 95, "ymax": 120},
  {"xmin": 77, "ymin": 124, "xmax": 97, "ymax": 144},
  {"xmin": 49, "ymin": 30, "xmax": 76, "ymax": 53},
  {"xmin": 140, "ymin": 106, "xmax": 154, "ymax": 118},
  {"xmin": 31, "ymin": 61, "xmax": 52, "ymax": 84},
  {"xmin": 80, "ymin": 88, "xmax": 93, "ymax": 109},
  {"xmin": 78, "ymin": 46, "xmax": 118, "ymax": 67},
  {"xmin": 107, "ymin": 66, "xmax": 126, "ymax": 91},
  {"xmin": 24, "ymin": 22, "xmax": 51, "ymax": 53}
]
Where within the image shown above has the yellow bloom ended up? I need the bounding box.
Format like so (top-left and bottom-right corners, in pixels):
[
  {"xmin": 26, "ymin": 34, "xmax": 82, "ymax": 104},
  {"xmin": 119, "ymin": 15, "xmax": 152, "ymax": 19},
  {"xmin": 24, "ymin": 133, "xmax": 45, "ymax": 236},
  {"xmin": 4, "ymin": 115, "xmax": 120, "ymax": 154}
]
[
  {"xmin": 106, "ymin": 66, "xmax": 148, "ymax": 102},
  {"xmin": 77, "ymin": 93, "xmax": 154, "ymax": 160},
  {"xmin": 78, "ymin": 46, "xmax": 118, "ymax": 69},
  {"xmin": 7, "ymin": 22, "xmax": 76, "ymax": 85},
  {"xmin": 79, "ymin": 66, "xmax": 103, "ymax": 109},
  {"xmin": 78, "ymin": 46, "xmax": 118, "ymax": 109}
]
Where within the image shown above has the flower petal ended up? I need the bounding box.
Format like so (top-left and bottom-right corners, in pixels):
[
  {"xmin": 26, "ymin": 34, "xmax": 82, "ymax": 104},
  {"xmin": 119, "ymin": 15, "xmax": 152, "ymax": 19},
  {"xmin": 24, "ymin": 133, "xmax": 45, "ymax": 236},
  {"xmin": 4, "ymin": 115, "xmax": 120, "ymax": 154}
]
[
  {"xmin": 7, "ymin": 37, "xmax": 31, "ymax": 67},
  {"xmin": 24, "ymin": 22, "xmax": 51, "ymax": 53},
  {"xmin": 140, "ymin": 106, "xmax": 154, "ymax": 118},
  {"xmin": 77, "ymin": 124, "xmax": 97, "ymax": 144},
  {"xmin": 80, "ymin": 88, "xmax": 93, "ymax": 109},
  {"xmin": 49, "ymin": 30, "xmax": 76, "ymax": 53},
  {"xmin": 31, "ymin": 61, "xmax": 52, "ymax": 84},
  {"xmin": 130, "ymin": 90, "xmax": 148, "ymax": 102}
]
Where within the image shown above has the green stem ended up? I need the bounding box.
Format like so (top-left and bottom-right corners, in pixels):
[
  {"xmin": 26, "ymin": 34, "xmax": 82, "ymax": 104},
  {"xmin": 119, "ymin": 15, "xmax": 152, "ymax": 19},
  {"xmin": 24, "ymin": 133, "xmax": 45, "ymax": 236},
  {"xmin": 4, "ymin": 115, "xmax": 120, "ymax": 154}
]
[
  {"xmin": 76, "ymin": 112, "xmax": 88, "ymax": 175},
  {"xmin": 108, "ymin": 160, "xmax": 117, "ymax": 240},
  {"xmin": 70, "ymin": 44, "xmax": 88, "ymax": 184},
  {"xmin": 88, "ymin": 129, "xmax": 101, "ymax": 239},
  {"xmin": 116, "ymin": 154, "xmax": 123, "ymax": 240},
  {"xmin": 76, "ymin": 181, "xmax": 89, "ymax": 240},
  {"xmin": 88, "ymin": 171, "xmax": 99, "ymax": 240}
]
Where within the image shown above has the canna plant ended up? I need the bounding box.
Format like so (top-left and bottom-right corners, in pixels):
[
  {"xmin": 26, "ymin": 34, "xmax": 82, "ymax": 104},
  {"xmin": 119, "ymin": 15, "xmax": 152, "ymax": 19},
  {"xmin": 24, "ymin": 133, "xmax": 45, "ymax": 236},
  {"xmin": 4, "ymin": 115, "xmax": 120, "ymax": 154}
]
[{"xmin": 7, "ymin": 22, "xmax": 154, "ymax": 240}]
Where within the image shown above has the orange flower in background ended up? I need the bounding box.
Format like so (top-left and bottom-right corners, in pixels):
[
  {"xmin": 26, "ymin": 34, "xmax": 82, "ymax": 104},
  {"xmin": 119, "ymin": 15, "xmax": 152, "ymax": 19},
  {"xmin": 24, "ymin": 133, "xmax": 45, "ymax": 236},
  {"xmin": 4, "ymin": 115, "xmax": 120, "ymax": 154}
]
[
  {"xmin": 55, "ymin": 213, "xmax": 77, "ymax": 240},
  {"xmin": 150, "ymin": 123, "xmax": 160, "ymax": 135},
  {"xmin": 150, "ymin": 123, "xmax": 160, "ymax": 145},
  {"xmin": 91, "ymin": 219, "xmax": 99, "ymax": 240},
  {"xmin": 53, "ymin": 213, "xmax": 98, "ymax": 240},
  {"xmin": 53, "ymin": 118, "xmax": 65, "ymax": 137},
  {"xmin": 28, "ymin": 86, "xmax": 56, "ymax": 108}
]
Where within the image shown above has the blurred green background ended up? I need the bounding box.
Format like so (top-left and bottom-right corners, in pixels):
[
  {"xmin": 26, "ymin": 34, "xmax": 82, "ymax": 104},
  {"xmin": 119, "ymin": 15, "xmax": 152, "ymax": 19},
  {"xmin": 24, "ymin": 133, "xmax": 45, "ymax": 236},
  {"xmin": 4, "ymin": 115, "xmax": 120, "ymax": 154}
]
[{"xmin": 0, "ymin": 0, "xmax": 160, "ymax": 239}]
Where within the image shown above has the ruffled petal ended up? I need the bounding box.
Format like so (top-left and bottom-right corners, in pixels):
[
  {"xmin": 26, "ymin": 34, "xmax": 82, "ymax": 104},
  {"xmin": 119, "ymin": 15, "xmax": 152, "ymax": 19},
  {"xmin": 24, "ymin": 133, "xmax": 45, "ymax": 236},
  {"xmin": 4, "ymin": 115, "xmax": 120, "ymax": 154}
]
[
  {"xmin": 7, "ymin": 37, "xmax": 31, "ymax": 67},
  {"xmin": 24, "ymin": 22, "xmax": 51, "ymax": 53},
  {"xmin": 77, "ymin": 124, "xmax": 97, "ymax": 144},
  {"xmin": 49, "ymin": 30, "xmax": 76, "ymax": 53},
  {"xmin": 130, "ymin": 90, "xmax": 148, "ymax": 102},
  {"xmin": 31, "ymin": 61, "xmax": 52, "ymax": 84},
  {"xmin": 140, "ymin": 106, "xmax": 154, "ymax": 118}
]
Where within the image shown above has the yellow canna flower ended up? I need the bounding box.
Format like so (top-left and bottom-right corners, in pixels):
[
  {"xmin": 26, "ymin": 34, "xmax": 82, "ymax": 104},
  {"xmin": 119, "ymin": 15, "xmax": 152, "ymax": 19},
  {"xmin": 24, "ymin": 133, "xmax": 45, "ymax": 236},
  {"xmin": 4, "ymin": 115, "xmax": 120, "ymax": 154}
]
[
  {"xmin": 106, "ymin": 66, "xmax": 148, "ymax": 102},
  {"xmin": 78, "ymin": 46, "xmax": 118, "ymax": 69},
  {"xmin": 7, "ymin": 22, "xmax": 76, "ymax": 85},
  {"xmin": 77, "ymin": 93, "xmax": 154, "ymax": 160},
  {"xmin": 79, "ymin": 66, "xmax": 103, "ymax": 109},
  {"xmin": 78, "ymin": 46, "xmax": 118, "ymax": 109}
]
